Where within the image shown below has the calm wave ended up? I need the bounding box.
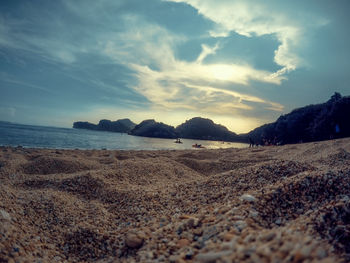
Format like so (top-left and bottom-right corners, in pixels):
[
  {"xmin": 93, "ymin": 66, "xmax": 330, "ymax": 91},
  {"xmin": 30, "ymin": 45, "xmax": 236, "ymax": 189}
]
[{"xmin": 0, "ymin": 122, "xmax": 248, "ymax": 150}]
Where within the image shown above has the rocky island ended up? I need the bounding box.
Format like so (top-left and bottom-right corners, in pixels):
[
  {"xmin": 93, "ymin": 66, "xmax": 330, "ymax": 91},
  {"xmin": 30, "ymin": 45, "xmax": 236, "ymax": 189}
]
[
  {"xmin": 128, "ymin": 119, "xmax": 178, "ymax": 139},
  {"xmin": 175, "ymin": 117, "xmax": 243, "ymax": 142},
  {"xmin": 73, "ymin": 119, "xmax": 136, "ymax": 133}
]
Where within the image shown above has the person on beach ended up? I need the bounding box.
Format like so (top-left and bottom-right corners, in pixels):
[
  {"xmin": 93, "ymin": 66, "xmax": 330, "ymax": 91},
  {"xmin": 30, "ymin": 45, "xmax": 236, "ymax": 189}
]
[
  {"xmin": 249, "ymin": 137, "xmax": 255, "ymax": 148},
  {"xmin": 335, "ymin": 124, "xmax": 340, "ymax": 138}
]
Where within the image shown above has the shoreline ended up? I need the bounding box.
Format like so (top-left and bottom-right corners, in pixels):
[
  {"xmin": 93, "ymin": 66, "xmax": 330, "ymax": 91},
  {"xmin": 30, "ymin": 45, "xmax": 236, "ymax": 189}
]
[{"xmin": 1, "ymin": 138, "xmax": 350, "ymax": 262}]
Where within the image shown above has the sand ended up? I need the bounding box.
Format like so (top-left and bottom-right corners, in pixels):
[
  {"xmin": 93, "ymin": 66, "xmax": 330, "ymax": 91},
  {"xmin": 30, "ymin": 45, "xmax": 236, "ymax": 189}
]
[{"xmin": 0, "ymin": 138, "xmax": 350, "ymax": 263}]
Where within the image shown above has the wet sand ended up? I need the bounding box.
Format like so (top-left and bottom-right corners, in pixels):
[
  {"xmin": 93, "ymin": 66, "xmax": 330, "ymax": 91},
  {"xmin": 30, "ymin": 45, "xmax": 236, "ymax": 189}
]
[{"xmin": 1, "ymin": 138, "xmax": 350, "ymax": 262}]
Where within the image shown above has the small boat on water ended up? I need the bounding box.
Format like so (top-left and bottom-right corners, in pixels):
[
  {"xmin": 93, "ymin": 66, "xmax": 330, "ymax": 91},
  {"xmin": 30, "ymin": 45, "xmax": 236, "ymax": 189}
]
[
  {"xmin": 174, "ymin": 138, "xmax": 183, "ymax": 144},
  {"xmin": 192, "ymin": 143, "xmax": 205, "ymax": 148}
]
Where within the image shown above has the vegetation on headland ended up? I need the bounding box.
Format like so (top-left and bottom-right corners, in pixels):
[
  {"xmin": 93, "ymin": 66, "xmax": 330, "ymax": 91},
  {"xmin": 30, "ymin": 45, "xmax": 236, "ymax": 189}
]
[
  {"xmin": 246, "ymin": 93, "xmax": 350, "ymax": 145},
  {"xmin": 175, "ymin": 117, "xmax": 243, "ymax": 142},
  {"xmin": 74, "ymin": 117, "xmax": 246, "ymax": 142},
  {"xmin": 73, "ymin": 119, "xmax": 136, "ymax": 133},
  {"xmin": 73, "ymin": 93, "xmax": 350, "ymax": 145},
  {"xmin": 129, "ymin": 119, "xmax": 178, "ymax": 139}
]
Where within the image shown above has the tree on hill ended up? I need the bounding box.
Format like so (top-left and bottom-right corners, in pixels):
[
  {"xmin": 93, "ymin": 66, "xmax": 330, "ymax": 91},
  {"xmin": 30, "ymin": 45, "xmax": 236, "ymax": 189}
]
[
  {"xmin": 129, "ymin": 119, "xmax": 178, "ymax": 139},
  {"xmin": 247, "ymin": 93, "xmax": 350, "ymax": 145},
  {"xmin": 73, "ymin": 119, "xmax": 135, "ymax": 133},
  {"xmin": 176, "ymin": 117, "xmax": 242, "ymax": 142}
]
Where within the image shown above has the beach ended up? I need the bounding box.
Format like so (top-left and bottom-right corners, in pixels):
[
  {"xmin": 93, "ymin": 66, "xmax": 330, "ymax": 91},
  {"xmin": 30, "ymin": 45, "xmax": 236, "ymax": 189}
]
[{"xmin": 1, "ymin": 138, "xmax": 350, "ymax": 262}]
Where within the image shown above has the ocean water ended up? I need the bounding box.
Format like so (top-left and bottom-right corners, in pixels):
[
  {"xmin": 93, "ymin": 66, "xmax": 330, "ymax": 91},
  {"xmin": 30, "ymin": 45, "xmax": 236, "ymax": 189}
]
[{"xmin": 0, "ymin": 122, "xmax": 248, "ymax": 150}]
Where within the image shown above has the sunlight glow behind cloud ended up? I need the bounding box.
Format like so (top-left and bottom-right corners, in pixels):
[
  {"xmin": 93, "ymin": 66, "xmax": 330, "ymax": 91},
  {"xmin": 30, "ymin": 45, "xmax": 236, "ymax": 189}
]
[
  {"xmin": 102, "ymin": 15, "xmax": 284, "ymax": 120},
  {"xmin": 165, "ymin": 0, "xmax": 318, "ymax": 78}
]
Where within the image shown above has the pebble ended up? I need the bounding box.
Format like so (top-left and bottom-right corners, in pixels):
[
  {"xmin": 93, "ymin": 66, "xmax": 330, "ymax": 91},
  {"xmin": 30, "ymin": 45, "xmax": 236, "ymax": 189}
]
[
  {"xmin": 169, "ymin": 255, "xmax": 179, "ymax": 263},
  {"xmin": 259, "ymin": 232, "xmax": 276, "ymax": 242},
  {"xmin": 185, "ymin": 248, "xmax": 194, "ymax": 259},
  {"xmin": 177, "ymin": 238, "xmax": 190, "ymax": 248},
  {"xmin": 240, "ymin": 194, "xmax": 257, "ymax": 202},
  {"xmin": 219, "ymin": 206, "xmax": 230, "ymax": 214},
  {"xmin": 226, "ymin": 207, "xmax": 240, "ymax": 216},
  {"xmin": 186, "ymin": 217, "xmax": 200, "ymax": 228},
  {"xmin": 234, "ymin": 220, "xmax": 247, "ymax": 231},
  {"xmin": 296, "ymin": 208, "xmax": 304, "ymax": 214},
  {"xmin": 202, "ymin": 216, "xmax": 216, "ymax": 223},
  {"xmin": 275, "ymin": 218, "xmax": 282, "ymax": 225},
  {"xmin": 242, "ymin": 247, "xmax": 256, "ymax": 257},
  {"xmin": 249, "ymin": 210, "xmax": 259, "ymax": 218},
  {"xmin": 0, "ymin": 209, "xmax": 12, "ymax": 237},
  {"xmin": 193, "ymin": 228, "xmax": 203, "ymax": 236},
  {"xmin": 176, "ymin": 223, "xmax": 184, "ymax": 235},
  {"xmin": 223, "ymin": 233, "xmax": 235, "ymax": 242},
  {"xmin": 221, "ymin": 238, "xmax": 237, "ymax": 250},
  {"xmin": 232, "ymin": 215, "xmax": 245, "ymax": 220},
  {"xmin": 243, "ymin": 234, "xmax": 255, "ymax": 243},
  {"xmin": 125, "ymin": 232, "xmax": 144, "ymax": 249},
  {"xmin": 202, "ymin": 226, "xmax": 218, "ymax": 242},
  {"xmin": 0, "ymin": 209, "xmax": 11, "ymax": 221},
  {"xmin": 293, "ymin": 250, "xmax": 307, "ymax": 262},
  {"xmin": 300, "ymin": 246, "xmax": 312, "ymax": 257},
  {"xmin": 256, "ymin": 244, "xmax": 272, "ymax": 256},
  {"xmin": 179, "ymin": 214, "xmax": 191, "ymax": 219},
  {"xmin": 53, "ymin": 256, "xmax": 62, "ymax": 262},
  {"xmin": 316, "ymin": 247, "xmax": 327, "ymax": 259},
  {"xmin": 196, "ymin": 250, "xmax": 232, "ymax": 262}
]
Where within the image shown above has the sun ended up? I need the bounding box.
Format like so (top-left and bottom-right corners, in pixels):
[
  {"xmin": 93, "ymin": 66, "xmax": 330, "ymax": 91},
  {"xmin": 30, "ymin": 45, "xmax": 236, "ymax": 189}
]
[
  {"xmin": 208, "ymin": 64, "xmax": 248, "ymax": 84},
  {"xmin": 210, "ymin": 64, "xmax": 234, "ymax": 81},
  {"xmin": 210, "ymin": 64, "xmax": 234, "ymax": 80}
]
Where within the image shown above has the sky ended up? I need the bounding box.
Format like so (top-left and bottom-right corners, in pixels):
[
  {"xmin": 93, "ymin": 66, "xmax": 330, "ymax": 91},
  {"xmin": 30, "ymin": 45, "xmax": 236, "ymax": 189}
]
[{"xmin": 0, "ymin": 0, "xmax": 350, "ymax": 133}]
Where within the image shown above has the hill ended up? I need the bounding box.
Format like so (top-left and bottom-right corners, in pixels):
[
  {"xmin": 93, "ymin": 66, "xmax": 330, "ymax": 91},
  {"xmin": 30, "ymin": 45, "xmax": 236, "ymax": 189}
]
[
  {"xmin": 176, "ymin": 117, "xmax": 243, "ymax": 142},
  {"xmin": 246, "ymin": 93, "xmax": 350, "ymax": 145},
  {"xmin": 73, "ymin": 118, "xmax": 136, "ymax": 133},
  {"xmin": 128, "ymin": 117, "xmax": 246, "ymax": 142},
  {"xmin": 128, "ymin": 119, "xmax": 178, "ymax": 139}
]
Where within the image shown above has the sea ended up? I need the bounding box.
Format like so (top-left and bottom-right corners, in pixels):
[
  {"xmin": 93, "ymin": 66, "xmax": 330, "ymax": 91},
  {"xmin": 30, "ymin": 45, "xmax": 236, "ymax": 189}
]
[{"xmin": 0, "ymin": 121, "xmax": 248, "ymax": 151}]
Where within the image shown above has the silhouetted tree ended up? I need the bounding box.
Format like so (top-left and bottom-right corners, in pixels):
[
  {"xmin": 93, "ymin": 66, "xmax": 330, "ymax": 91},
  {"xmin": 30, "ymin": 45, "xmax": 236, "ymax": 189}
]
[{"xmin": 247, "ymin": 93, "xmax": 350, "ymax": 145}]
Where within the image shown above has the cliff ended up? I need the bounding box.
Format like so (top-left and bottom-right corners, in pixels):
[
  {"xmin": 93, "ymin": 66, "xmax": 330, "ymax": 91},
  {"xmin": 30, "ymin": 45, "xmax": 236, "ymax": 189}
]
[{"xmin": 246, "ymin": 93, "xmax": 350, "ymax": 145}]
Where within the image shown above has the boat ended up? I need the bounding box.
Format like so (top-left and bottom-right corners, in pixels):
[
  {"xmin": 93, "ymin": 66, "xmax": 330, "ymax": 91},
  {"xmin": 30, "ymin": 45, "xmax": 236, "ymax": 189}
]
[
  {"xmin": 192, "ymin": 143, "xmax": 205, "ymax": 148},
  {"xmin": 174, "ymin": 138, "xmax": 183, "ymax": 144}
]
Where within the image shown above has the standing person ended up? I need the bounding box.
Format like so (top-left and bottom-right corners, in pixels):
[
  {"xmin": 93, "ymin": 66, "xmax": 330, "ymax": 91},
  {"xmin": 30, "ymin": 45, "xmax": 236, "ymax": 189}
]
[
  {"xmin": 249, "ymin": 137, "xmax": 255, "ymax": 148},
  {"xmin": 335, "ymin": 124, "xmax": 340, "ymax": 138}
]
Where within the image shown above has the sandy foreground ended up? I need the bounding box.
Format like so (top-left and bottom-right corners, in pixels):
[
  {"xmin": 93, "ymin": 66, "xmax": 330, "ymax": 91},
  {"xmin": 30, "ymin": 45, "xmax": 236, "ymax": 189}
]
[{"xmin": 0, "ymin": 138, "xmax": 350, "ymax": 263}]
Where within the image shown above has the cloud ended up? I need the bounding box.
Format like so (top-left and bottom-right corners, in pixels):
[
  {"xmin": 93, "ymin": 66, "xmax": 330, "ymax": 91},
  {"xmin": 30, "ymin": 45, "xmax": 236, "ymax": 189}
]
[
  {"xmin": 103, "ymin": 22, "xmax": 179, "ymax": 69},
  {"xmin": 0, "ymin": 72, "xmax": 52, "ymax": 93},
  {"xmin": 0, "ymin": 107, "xmax": 16, "ymax": 118},
  {"xmin": 129, "ymin": 61, "xmax": 284, "ymax": 111},
  {"xmin": 196, "ymin": 43, "xmax": 219, "ymax": 63},
  {"xmin": 0, "ymin": 0, "xmax": 288, "ymax": 129},
  {"xmin": 165, "ymin": 0, "xmax": 317, "ymax": 79},
  {"xmin": 0, "ymin": 14, "xmax": 79, "ymax": 64},
  {"xmin": 0, "ymin": 18, "xmax": 11, "ymax": 46},
  {"xmin": 99, "ymin": 14, "xmax": 285, "ymax": 119}
]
